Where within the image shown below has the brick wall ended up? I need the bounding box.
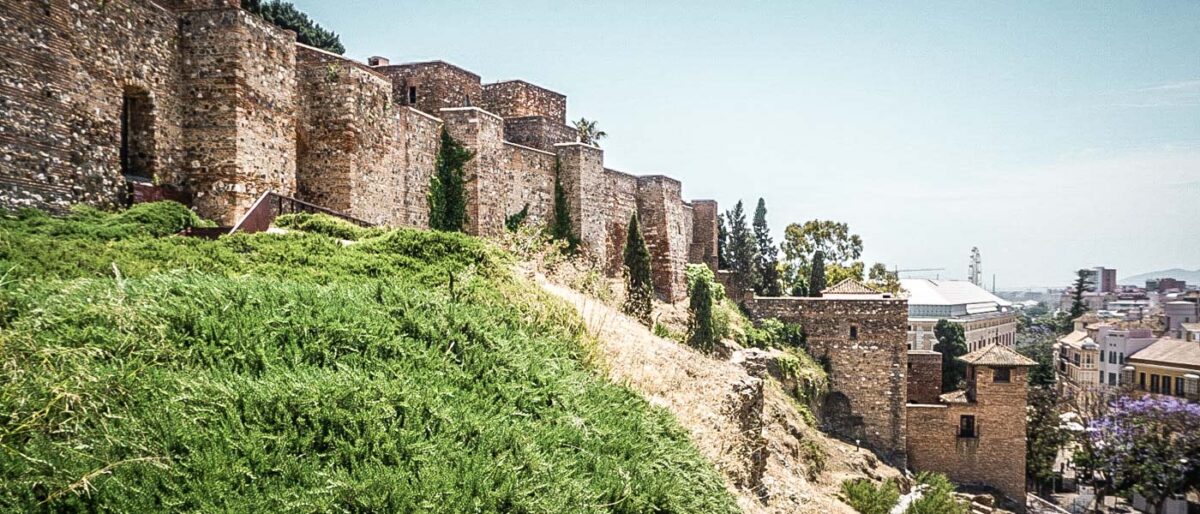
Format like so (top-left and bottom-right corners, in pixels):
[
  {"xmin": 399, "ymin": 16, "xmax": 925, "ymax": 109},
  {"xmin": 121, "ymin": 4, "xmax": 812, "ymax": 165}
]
[
  {"xmin": 689, "ymin": 199, "xmax": 719, "ymax": 271},
  {"xmin": 907, "ymin": 350, "xmax": 943, "ymax": 404},
  {"xmin": 482, "ymin": 81, "xmax": 566, "ymax": 124},
  {"xmin": 554, "ymin": 143, "xmax": 607, "ymax": 262},
  {"xmin": 0, "ymin": 0, "xmax": 184, "ymax": 211},
  {"xmin": 500, "ymin": 142, "xmax": 556, "ymax": 228},
  {"xmin": 179, "ymin": 7, "xmax": 296, "ymax": 224},
  {"xmin": 377, "ymin": 61, "xmax": 482, "ymax": 118},
  {"xmin": 748, "ymin": 296, "xmax": 909, "ymax": 465},
  {"xmin": 441, "ymin": 107, "xmax": 506, "ymax": 237},
  {"xmin": 296, "ymin": 46, "xmax": 409, "ymax": 225},
  {"xmin": 906, "ymin": 365, "xmax": 1028, "ymax": 505},
  {"xmin": 636, "ymin": 176, "xmax": 690, "ymax": 301},
  {"xmin": 502, "ymin": 116, "xmax": 576, "ymax": 152},
  {"xmin": 601, "ymin": 169, "xmax": 641, "ymax": 275},
  {"xmin": 399, "ymin": 107, "xmax": 441, "ymax": 228}
]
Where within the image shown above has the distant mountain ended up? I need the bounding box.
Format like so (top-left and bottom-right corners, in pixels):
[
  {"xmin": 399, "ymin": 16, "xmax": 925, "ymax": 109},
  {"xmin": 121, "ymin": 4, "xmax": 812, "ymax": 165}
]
[{"xmin": 1120, "ymin": 268, "xmax": 1200, "ymax": 286}]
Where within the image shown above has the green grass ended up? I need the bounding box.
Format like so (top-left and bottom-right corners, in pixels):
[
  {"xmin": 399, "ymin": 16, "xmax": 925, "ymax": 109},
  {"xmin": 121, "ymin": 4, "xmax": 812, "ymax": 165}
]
[{"xmin": 0, "ymin": 202, "xmax": 738, "ymax": 513}]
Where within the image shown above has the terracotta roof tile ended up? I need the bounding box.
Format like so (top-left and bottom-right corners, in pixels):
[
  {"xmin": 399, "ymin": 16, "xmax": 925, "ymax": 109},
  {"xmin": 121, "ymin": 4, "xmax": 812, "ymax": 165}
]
[
  {"xmin": 1128, "ymin": 337, "xmax": 1200, "ymax": 369},
  {"xmin": 821, "ymin": 278, "xmax": 878, "ymax": 295},
  {"xmin": 958, "ymin": 344, "xmax": 1037, "ymax": 367}
]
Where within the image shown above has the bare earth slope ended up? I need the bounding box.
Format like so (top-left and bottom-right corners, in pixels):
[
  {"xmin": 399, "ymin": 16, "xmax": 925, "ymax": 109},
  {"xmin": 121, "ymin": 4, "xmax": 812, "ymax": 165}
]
[{"xmin": 537, "ymin": 277, "xmax": 903, "ymax": 514}]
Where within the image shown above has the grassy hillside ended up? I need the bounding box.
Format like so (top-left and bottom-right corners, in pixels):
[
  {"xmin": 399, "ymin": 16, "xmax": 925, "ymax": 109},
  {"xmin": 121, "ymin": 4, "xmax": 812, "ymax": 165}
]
[{"xmin": 0, "ymin": 204, "xmax": 738, "ymax": 513}]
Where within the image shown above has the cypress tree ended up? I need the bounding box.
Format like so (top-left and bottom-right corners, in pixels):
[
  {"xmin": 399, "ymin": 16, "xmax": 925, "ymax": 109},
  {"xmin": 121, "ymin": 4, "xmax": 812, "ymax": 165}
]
[
  {"xmin": 808, "ymin": 250, "xmax": 826, "ymax": 297},
  {"xmin": 687, "ymin": 271, "xmax": 717, "ymax": 353},
  {"xmin": 428, "ymin": 128, "xmax": 472, "ymax": 232},
  {"xmin": 550, "ymin": 159, "xmax": 580, "ymax": 251},
  {"xmin": 623, "ymin": 213, "xmax": 654, "ymax": 325},
  {"xmin": 724, "ymin": 200, "xmax": 760, "ymax": 292},
  {"xmin": 752, "ymin": 198, "xmax": 782, "ymax": 296}
]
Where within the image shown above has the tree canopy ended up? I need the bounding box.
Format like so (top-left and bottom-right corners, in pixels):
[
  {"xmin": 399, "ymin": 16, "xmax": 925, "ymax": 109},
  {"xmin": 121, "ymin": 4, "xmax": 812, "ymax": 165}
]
[
  {"xmin": 428, "ymin": 129, "xmax": 472, "ymax": 232},
  {"xmin": 623, "ymin": 213, "xmax": 654, "ymax": 325},
  {"xmin": 934, "ymin": 320, "xmax": 967, "ymax": 392},
  {"xmin": 751, "ymin": 198, "xmax": 782, "ymax": 296},
  {"xmin": 722, "ymin": 201, "xmax": 760, "ymax": 292},
  {"xmin": 241, "ymin": 0, "xmax": 345, "ymax": 54}
]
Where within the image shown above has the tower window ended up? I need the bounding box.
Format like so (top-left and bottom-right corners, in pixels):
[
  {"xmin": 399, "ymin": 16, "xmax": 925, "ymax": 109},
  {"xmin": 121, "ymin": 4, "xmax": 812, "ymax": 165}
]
[
  {"xmin": 408, "ymin": 86, "xmax": 417, "ymax": 104},
  {"xmin": 993, "ymin": 367, "xmax": 1011, "ymax": 383},
  {"xmin": 958, "ymin": 415, "xmax": 976, "ymax": 438},
  {"xmin": 849, "ymin": 326, "xmax": 858, "ymax": 340}
]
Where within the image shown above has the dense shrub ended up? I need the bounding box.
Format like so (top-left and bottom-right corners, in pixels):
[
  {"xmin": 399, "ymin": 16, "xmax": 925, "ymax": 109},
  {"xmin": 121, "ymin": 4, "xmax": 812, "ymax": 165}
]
[
  {"xmin": 907, "ymin": 472, "xmax": 969, "ymax": 514},
  {"xmin": 274, "ymin": 212, "xmax": 385, "ymax": 241},
  {"xmin": 0, "ymin": 204, "xmax": 738, "ymax": 513},
  {"xmin": 840, "ymin": 478, "xmax": 900, "ymax": 514}
]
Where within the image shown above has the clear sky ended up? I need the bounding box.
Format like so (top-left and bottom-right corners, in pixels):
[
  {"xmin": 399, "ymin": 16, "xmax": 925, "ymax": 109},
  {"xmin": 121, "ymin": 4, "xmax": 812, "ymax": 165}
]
[{"xmin": 294, "ymin": 0, "xmax": 1200, "ymax": 289}]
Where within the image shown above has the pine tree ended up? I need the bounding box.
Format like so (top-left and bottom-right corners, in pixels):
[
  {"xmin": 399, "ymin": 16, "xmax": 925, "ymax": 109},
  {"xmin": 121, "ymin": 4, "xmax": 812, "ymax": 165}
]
[
  {"xmin": 623, "ymin": 213, "xmax": 654, "ymax": 325},
  {"xmin": 241, "ymin": 0, "xmax": 345, "ymax": 54},
  {"xmin": 808, "ymin": 250, "xmax": 826, "ymax": 297},
  {"xmin": 717, "ymin": 213, "xmax": 729, "ymax": 270},
  {"xmin": 550, "ymin": 159, "xmax": 580, "ymax": 252},
  {"xmin": 687, "ymin": 271, "xmax": 717, "ymax": 353},
  {"xmin": 1069, "ymin": 269, "xmax": 1093, "ymax": 321},
  {"xmin": 428, "ymin": 128, "xmax": 472, "ymax": 232},
  {"xmin": 724, "ymin": 200, "xmax": 760, "ymax": 292},
  {"xmin": 752, "ymin": 198, "xmax": 782, "ymax": 296}
]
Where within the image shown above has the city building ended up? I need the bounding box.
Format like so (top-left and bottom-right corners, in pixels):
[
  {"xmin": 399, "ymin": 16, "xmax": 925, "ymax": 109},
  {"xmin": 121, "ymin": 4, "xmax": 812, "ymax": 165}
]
[
  {"xmin": 1086, "ymin": 267, "xmax": 1117, "ymax": 294},
  {"xmin": 1147, "ymin": 278, "xmax": 1188, "ymax": 294},
  {"xmin": 1124, "ymin": 337, "xmax": 1200, "ymax": 402},
  {"xmin": 901, "ymin": 279, "xmax": 1016, "ymax": 352},
  {"xmin": 1092, "ymin": 321, "xmax": 1157, "ymax": 388},
  {"xmin": 1056, "ymin": 324, "xmax": 1100, "ymax": 397},
  {"xmin": 1164, "ymin": 294, "xmax": 1200, "ymax": 338}
]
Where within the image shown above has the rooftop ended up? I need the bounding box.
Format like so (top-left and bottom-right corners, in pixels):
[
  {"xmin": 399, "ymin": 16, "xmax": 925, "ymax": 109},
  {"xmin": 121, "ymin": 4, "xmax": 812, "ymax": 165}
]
[
  {"xmin": 900, "ymin": 279, "xmax": 1012, "ymax": 308},
  {"xmin": 1128, "ymin": 337, "xmax": 1200, "ymax": 369},
  {"xmin": 959, "ymin": 343, "xmax": 1037, "ymax": 367},
  {"xmin": 822, "ymin": 278, "xmax": 879, "ymax": 295}
]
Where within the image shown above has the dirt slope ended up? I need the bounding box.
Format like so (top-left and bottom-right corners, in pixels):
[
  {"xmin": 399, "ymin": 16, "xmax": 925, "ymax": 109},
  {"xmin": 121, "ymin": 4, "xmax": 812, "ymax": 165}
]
[{"xmin": 537, "ymin": 277, "xmax": 903, "ymax": 514}]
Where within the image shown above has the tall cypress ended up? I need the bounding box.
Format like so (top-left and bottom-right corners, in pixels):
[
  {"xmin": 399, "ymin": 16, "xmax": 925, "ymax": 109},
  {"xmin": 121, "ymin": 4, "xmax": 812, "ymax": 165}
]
[
  {"xmin": 428, "ymin": 128, "xmax": 472, "ymax": 232},
  {"xmin": 550, "ymin": 158, "xmax": 580, "ymax": 251},
  {"xmin": 724, "ymin": 200, "xmax": 760, "ymax": 293},
  {"xmin": 623, "ymin": 213, "xmax": 654, "ymax": 325},
  {"xmin": 752, "ymin": 198, "xmax": 782, "ymax": 296},
  {"xmin": 808, "ymin": 250, "xmax": 826, "ymax": 297}
]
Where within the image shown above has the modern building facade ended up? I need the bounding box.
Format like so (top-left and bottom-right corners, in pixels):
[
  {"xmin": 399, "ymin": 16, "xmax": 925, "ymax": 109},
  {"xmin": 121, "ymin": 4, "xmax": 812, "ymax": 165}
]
[
  {"xmin": 1124, "ymin": 337, "xmax": 1200, "ymax": 402},
  {"xmin": 901, "ymin": 279, "xmax": 1017, "ymax": 352}
]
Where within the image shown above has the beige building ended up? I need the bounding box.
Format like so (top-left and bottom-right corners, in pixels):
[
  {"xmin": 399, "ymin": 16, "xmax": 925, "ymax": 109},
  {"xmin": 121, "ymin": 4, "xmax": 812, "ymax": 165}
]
[
  {"xmin": 1124, "ymin": 337, "xmax": 1200, "ymax": 402},
  {"xmin": 901, "ymin": 279, "xmax": 1017, "ymax": 352}
]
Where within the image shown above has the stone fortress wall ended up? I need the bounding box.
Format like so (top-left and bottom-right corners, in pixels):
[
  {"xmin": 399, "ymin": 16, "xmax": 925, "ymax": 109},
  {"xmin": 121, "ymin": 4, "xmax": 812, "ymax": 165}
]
[{"xmin": 0, "ymin": 0, "xmax": 716, "ymax": 301}]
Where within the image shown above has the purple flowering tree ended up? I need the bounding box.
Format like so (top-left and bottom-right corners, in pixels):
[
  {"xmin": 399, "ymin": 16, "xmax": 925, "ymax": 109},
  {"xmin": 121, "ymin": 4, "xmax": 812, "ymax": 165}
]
[{"xmin": 1088, "ymin": 395, "xmax": 1200, "ymax": 510}]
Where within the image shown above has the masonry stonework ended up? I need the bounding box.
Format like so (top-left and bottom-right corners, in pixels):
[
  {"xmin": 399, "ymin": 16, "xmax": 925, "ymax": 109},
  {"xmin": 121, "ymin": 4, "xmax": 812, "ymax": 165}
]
[
  {"xmin": 907, "ymin": 350, "xmax": 943, "ymax": 405},
  {"xmin": 747, "ymin": 295, "xmax": 909, "ymax": 465}
]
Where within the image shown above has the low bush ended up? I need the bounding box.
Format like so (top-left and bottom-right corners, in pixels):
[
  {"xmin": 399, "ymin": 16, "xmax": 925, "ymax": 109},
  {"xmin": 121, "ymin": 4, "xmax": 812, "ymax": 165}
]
[
  {"xmin": 273, "ymin": 212, "xmax": 385, "ymax": 241},
  {"xmin": 840, "ymin": 478, "xmax": 900, "ymax": 514},
  {"xmin": 0, "ymin": 203, "xmax": 738, "ymax": 513}
]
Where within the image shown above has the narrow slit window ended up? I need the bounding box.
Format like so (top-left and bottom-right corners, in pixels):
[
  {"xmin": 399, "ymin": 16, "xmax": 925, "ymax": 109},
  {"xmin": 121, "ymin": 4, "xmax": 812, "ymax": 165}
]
[{"xmin": 408, "ymin": 86, "xmax": 417, "ymax": 104}]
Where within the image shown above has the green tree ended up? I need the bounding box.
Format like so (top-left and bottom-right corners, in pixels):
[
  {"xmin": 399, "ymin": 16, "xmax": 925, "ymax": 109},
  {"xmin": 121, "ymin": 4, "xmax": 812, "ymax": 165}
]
[
  {"xmin": 572, "ymin": 118, "xmax": 608, "ymax": 146},
  {"xmin": 934, "ymin": 319, "xmax": 967, "ymax": 392},
  {"xmin": 1017, "ymin": 337, "xmax": 1056, "ymax": 387},
  {"xmin": 808, "ymin": 250, "xmax": 826, "ymax": 297},
  {"xmin": 687, "ymin": 264, "xmax": 718, "ymax": 353},
  {"xmin": 724, "ymin": 201, "xmax": 760, "ymax": 292},
  {"xmin": 1068, "ymin": 269, "xmax": 1093, "ymax": 321},
  {"xmin": 428, "ymin": 128, "xmax": 472, "ymax": 232},
  {"xmin": 752, "ymin": 198, "xmax": 782, "ymax": 296},
  {"xmin": 780, "ymin": 219, "xmax": 863, "ymax": 296},
  {"xmin": 241, "ymin": 0, "xmax": 345, "ymax": 54},
  {"xmin": 550, "ymin": 159, "xmax": 580, "ymax": 251},
  {"xmin": 623, "ymin": 213, "xmax": 654, "ymax": 325},
  {"xmin": 1026, "ymin": 387, "xmax": 1069, "ymax": 494},
  {"xmin": 867, "ymin": 263, "xmax": 901, "ymax": 293},
  {"xmin": 717, "ymin": 213, "xmax": 729, "ymax": 270}
]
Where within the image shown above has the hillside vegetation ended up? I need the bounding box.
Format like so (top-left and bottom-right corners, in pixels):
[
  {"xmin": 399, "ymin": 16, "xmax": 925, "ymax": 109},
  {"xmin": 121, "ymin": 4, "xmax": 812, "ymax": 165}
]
[{"xmin": 0, "ymin": 203, "xmax": 737, "ymax": 513}]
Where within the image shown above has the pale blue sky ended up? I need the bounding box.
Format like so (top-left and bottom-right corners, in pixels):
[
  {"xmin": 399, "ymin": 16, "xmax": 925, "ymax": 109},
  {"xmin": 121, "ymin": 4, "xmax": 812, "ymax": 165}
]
[{"xmin": 294, "ymin": 0, "xmax": 1200, "ymax": 289}]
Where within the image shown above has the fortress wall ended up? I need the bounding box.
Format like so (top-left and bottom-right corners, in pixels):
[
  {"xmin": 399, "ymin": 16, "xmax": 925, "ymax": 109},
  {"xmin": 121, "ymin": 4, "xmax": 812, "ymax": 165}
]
[
  {"xmin": 748, "ymin": 296, "xmax": 909, "ymax": 465},
  {"xmin": 601, "ymin": 169, "xmax": 641, "ymax": 275},
  {"xmin": 296, "ymin": 46, "xmax": 408, "ymax": 225},
  {"xmin": 482, "ymin": 81, "xmax": 567, "ymax": 124},
  {"xmin": 441, "ymin": 107, "xmax": 506, "ymax": 237},
  {"xmin": 555, "ymin": 143, "xmax": 607, "ymax": 263},
  {"xmin": 689, "ymin": 200, "xmax": 719, "ymax": 271},
  {"xmin": 636, "ymin": 176, "xmax": 690, "ymax": 301},
  {"xmin": 500, "ymin": 142, "xmax": 556, "ymax": 228},
  {"xmin": 502, "ymin": 116, "xmax": 576, "ymax": 152},
  {"xmin": 179, "ymin": 7, "xmax": 296, "ymax": 224},
  {"xmin": 378, "ymin": 62, "xmax": 482, "ymax": 117},
  {"xmin": 0, "ymin": 0, "xmax": 184, "ymax": 211},
  {"xmin": 399, "ymin": 107, "xmax": 441, "ymax": 228}
]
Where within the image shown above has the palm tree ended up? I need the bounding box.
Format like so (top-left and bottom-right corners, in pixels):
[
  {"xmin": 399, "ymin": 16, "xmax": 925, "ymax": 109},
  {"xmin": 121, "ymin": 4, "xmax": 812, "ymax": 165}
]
[{"xmin": 573, "ymin": 118, "xmax": 607, "ymax": 146}]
